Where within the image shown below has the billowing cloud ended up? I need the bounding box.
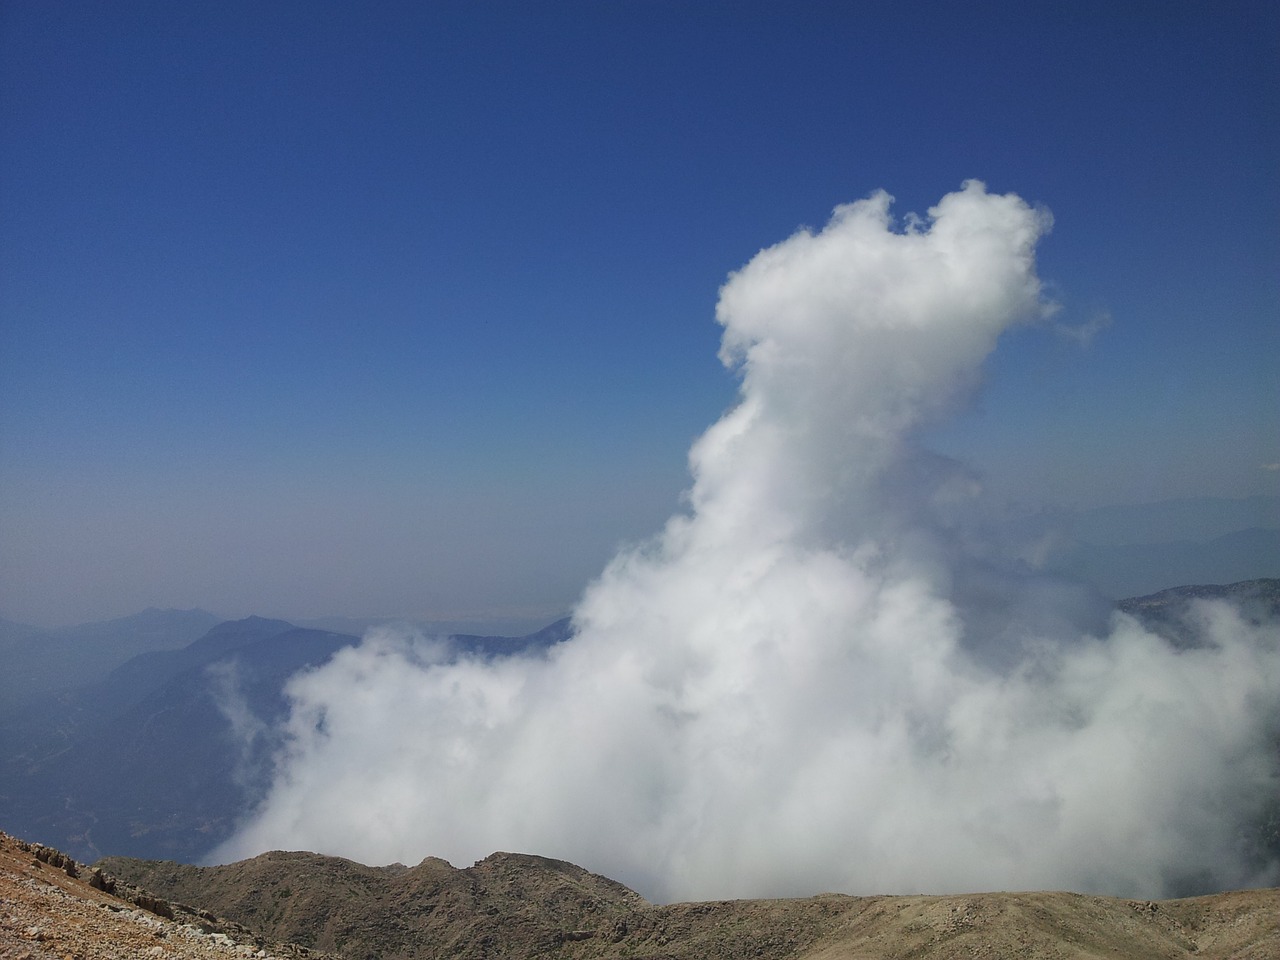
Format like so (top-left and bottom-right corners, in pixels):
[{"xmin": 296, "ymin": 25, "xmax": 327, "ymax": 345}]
[{"xmin": 212, "ymin": 182, "xmax": 1280, "ymax": 902}]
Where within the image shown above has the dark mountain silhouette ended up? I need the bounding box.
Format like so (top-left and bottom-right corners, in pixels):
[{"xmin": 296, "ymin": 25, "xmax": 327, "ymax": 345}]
[
  {"xmin": 0, "ymin": 607, "xmax": 221, "ymax": 715},
  {"xmin": 450, "ymin": 615, "xmax": 575, "ymax": 658},
  {"xmin": 93, "ymin": 615, "xmax": 301, "ymax": 718},
  {"xmin": 0, "ymin": 618, "xmax": 357, "ymax": 862},
  {"xmin": 0, "ymin": 614, "xmax": 571, "ymax": 864},
  {"xmin": 1117, "ymin": 577, "xmax": 1280, "ymax": 648}
]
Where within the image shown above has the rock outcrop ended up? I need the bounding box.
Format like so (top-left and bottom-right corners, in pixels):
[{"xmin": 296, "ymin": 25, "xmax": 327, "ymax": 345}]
[{"xmin": 0, "ymin": 830, "xmax": 335, "ymax": 959}]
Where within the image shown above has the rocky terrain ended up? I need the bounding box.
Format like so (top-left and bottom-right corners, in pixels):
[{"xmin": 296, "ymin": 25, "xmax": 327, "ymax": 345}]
[
  {"xmin": 99, "ymin": 845, "xmax": 1280, "ymax": 960},
  {"xmin": 3, "ymin": 826, "xmax": 1278, "ymax": 958},
  {"xmin": 0, "ymin": 830, "xmax": 335, "ymax": 959}
]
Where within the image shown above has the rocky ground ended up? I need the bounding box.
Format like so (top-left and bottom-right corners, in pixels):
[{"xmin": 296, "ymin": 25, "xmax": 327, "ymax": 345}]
[
  {"xmin": 4, "ymin": 826, "xmax": 1277, "ymax": 959},
  {"xmin": 101, "ymin": 844, "xmax": 1280, "ymax": 960},
  {"xmin": 0, "ymin": 830, "xmax": 335, "ymax": 960}
]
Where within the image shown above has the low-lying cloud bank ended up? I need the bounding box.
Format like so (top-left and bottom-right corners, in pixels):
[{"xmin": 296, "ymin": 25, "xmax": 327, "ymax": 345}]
[{"xmin": 213, "ymin": 182, "xmax": 1280, "ymax": 902}]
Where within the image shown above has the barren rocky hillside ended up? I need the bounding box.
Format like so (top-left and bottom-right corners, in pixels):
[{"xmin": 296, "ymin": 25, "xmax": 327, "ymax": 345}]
[
  {"xmin": 0, "ymin": 830, "xmax": 335, "ymax": 959},
  {"xmin": 99, "ymin": 844, "xmax": 1280, "ymax": 960}
]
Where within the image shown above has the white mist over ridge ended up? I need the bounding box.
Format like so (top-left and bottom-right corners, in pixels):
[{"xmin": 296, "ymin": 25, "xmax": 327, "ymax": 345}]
[{"xmin": 214, "ymin": 182, "xmax": 1280, "ymax": 902}]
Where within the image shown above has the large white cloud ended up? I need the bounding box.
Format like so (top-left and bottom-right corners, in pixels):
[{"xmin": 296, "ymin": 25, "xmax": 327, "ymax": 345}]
[{"xmin": 213, "ymin": 182, "xmax": 1280, "ymax": 902}]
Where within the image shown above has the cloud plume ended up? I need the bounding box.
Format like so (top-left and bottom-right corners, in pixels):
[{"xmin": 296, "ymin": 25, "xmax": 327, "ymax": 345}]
[{"xmin": 214, "ymin": 182, "xmax": 1280, "ymax": 902}]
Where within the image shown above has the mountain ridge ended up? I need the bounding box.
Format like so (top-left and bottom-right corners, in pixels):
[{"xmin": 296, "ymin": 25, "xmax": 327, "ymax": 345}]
[
  {"xmin": 12, "ymin": 825, "xmax": 1275, "ymax": 959},
  {"xmin": 0, "ymin": 607, "xmax": 222, "ymax": 714},
  {"xmin": 94, "ymin": 840, "xmax": 1280, "ymax": 960}
]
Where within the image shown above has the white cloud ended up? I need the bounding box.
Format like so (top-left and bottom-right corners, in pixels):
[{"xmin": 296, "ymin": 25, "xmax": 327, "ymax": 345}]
[
  {"xmin": 213, "ymin": 183, "xmax": 1280, "ymax": 902},
  {"xmin": 1051, "ymin": 309, "xmax": 1112, "ymax": 346}
]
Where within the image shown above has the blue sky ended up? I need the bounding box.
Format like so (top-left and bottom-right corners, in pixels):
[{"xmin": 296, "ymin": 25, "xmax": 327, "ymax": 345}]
[{"xmin": 2, "ymin": 1, "xmax": 1276, "ymax": 626}]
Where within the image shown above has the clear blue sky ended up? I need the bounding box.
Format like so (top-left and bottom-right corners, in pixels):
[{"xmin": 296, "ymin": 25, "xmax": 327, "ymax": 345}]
[{"xmin": 2, "ymin": 1, "xmax": 1276, "ymax": 626}]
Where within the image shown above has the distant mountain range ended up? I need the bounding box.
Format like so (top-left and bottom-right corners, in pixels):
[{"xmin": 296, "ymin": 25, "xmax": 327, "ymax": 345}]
[
  {"xmin": 0, "ymin": 607, "xmax": 222, "ymax": 713},
  {"xmin": 1016, "ymin": 495, "xmax": 1280, "ymax": 600},
  {"xmin": 0, "ymin": 614, "xmax": 570, "ymax": 864},
  {"xmin": 1116, "ymin": 578, "xmax": 1280, "ymax": 648},
  {"xmin": 1048, "ymin": 528, "xmax": 1280, "ymax": 600},
  {"xmin": 1061, "ymin": 495, "xmax": 1279, "ymax": 546}
]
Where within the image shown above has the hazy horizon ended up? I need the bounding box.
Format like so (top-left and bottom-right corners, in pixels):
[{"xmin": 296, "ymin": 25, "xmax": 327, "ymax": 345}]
[
  {"xmin": 4, "ymin": 490, "xmax": 1278, "ymax": 630},
  {"xmin": 2, "ymin": 3, "xmax": 1277, "ymax": 629}
]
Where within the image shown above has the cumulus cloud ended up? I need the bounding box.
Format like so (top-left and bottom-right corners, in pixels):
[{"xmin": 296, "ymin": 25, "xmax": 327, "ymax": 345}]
[{"xmin": 212, "ymin": 182, "xmax": 1280, "ymax": 902}]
